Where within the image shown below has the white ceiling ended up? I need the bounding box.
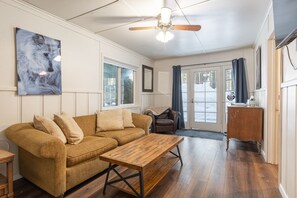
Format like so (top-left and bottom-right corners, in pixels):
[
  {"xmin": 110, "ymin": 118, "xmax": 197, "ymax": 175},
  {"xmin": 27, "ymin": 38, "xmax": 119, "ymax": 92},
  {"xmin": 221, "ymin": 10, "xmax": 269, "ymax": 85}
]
[{"xmin": 22, "ymin": 0, "xmax": 271, "ymax": 60}]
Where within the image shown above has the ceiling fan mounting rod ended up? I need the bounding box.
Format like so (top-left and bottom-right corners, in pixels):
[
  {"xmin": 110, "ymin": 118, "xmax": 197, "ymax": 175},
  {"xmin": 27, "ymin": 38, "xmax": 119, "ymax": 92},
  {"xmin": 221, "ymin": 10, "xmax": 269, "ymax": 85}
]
[{"xmin": 157, "ymin": 21, "xmax": 172, "ymax": 31}]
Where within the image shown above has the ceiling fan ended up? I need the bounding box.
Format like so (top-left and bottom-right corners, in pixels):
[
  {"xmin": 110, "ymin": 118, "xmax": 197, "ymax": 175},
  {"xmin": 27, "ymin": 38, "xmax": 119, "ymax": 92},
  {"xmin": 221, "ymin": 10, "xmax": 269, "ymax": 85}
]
[{"xmin": 128, "ymin": 6, "xmax": 201, "ymax": 43}]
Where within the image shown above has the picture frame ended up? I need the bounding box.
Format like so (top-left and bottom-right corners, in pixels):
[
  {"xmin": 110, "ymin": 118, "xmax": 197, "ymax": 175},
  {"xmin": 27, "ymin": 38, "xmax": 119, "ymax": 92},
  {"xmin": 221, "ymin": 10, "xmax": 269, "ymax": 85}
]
[
  {"xmin": 16, "ymin": 28, "xmax": 62, "ymax": 95},
  {"xmin": 142, "ymin": 65, "xmax": 153, "ymax": 92},
  {"xmin": 256, "ymin": 46, "xmax": 261, "ymax": 89}
]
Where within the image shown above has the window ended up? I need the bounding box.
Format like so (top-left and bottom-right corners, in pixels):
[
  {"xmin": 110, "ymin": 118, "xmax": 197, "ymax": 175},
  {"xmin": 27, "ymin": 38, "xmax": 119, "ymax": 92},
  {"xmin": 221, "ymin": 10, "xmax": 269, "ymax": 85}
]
[
  {"xmin": 103, "ymin": 63, "xmax": 135, "ymax": 107},
  {"xmin": 181, "ymin": 72, "xmax": 188, "ymax": 122}
]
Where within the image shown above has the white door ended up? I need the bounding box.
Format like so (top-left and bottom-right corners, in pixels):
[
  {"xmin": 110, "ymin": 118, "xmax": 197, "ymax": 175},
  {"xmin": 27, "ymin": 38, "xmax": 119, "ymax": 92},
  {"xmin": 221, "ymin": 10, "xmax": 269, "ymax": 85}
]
[{"xmin": 182, "ymin": 65, "xmax": 233, "ymax": 132}]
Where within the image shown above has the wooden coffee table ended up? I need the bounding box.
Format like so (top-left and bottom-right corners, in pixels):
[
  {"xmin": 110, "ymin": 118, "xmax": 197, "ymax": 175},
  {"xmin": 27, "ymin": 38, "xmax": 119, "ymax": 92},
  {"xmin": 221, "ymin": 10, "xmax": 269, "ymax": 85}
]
[{"xmin": 99, "ymin": 133, "xmax": 184, "ymax": 198}]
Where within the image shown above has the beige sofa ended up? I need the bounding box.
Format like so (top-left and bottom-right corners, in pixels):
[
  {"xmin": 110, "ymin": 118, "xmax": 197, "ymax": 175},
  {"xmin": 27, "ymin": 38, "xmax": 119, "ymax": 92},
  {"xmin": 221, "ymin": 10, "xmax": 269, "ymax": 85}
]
[{"xmin": 5, "ymin": 113, "xmax": 152, "ymax": 197}]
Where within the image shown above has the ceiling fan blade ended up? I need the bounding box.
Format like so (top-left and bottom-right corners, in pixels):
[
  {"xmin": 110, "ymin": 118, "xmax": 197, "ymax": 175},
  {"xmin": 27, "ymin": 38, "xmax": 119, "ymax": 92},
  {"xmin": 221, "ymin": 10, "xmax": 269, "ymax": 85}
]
[
  {"xmin": 129, "ymin": 26, "xmax": 156, "ymax": 31},
  {"xmin": 172, "ymin": 25, "xmax": 201, "ymax": 31}
]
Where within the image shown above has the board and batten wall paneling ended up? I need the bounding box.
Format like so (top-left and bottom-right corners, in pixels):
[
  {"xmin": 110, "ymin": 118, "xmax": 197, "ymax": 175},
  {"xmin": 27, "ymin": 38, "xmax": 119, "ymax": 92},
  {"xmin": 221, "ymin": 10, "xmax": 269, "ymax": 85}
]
[
  {"xmin": 88, "ymin": 93, "xmax": 100, "ymax": 114},
  {"xmin": 21, "ymin": 96, "xmax": 43, "ymax": 122},
  {"xmin": 141, "ymin": 93, "xmax": 155, "ymax": 112},
  {"xmin": 61, "ymin": 93, "xmax": 76, "ymax": 116},
  {"xmin": 43, "ymin": 95, "xmax": 61, "ymax": 118},
  {"xmin": 76, "ymin": 93, "xmax": 89, "ymax": 116},
  {"xmin": 280, "ymin": 87, "xmax": 288, "ymax": 197},
  {"xmin": 279, "ymin": 37, "xmax": 297, "ymax": 198},
  {"xmin": 0, "ymin": 91, "xmax": 19, "ymax": 125},
  {"xmin": 285, "ymin": 85, "xmax": 296, "ymax": 198}
]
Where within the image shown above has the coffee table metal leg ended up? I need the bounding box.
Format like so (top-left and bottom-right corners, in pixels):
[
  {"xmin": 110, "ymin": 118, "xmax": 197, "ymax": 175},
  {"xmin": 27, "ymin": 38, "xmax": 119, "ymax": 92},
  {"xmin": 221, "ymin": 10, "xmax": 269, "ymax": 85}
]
[
  {"xmin": 139, "ymin": 171, "xmax": 144, "ymax": 198},
  {"xmin": 103, "ymin": 163, "xmax": 112, "ymax": 195},
  {"xmin": 176, "ymin": 145, "xmax": 183, "ymax": 166}
]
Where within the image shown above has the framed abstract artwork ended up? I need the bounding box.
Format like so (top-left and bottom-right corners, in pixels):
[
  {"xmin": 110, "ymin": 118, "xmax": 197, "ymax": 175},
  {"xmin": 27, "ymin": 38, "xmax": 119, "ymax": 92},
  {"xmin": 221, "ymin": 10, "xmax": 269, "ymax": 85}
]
[
  {"xmin": 16, "ymin": 28, "xmax": 62, "ymax": 95},
  {"xmin": 256, "ymin": 46, "xmax": 261, "ymax": 90}
]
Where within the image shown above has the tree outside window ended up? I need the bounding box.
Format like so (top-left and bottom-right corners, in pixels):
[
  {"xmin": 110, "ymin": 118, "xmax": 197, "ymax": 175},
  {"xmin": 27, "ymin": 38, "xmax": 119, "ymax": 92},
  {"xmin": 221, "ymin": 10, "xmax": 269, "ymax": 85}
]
[{"xmin": 103, "ymin": 63, "xmax": 135, "ymax": 107}]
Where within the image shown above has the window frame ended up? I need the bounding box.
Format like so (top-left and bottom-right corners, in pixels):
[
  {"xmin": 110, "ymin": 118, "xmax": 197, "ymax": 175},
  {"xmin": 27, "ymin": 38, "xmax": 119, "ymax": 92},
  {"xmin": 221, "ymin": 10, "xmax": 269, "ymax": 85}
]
[{"xmin": 102, "ymin": 58, "xmax": 137, "ymax": 110}]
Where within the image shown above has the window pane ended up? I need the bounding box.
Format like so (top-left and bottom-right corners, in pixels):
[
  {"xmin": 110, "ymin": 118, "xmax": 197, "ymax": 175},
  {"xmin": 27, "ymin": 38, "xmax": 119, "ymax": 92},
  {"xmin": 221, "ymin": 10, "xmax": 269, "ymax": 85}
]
[
  {"xmin": 225, "ymin": 69, "xmax": 232, "ymax": 80},
  {"xmin": 183, "ymin": 102, "xmax": 188, "ymax": 110},
  {"xmin": 226, "ymin": 80, "xmax": 234, "ymax": 91},
  {"xmin": 206, "ymin": 102, "xmax": 217, "ymax": 112},
  {"xmin": 184, "ymin": 111, "xmax": 188, "ymax": 122},
  {"xmin": 195, "ymin": 113, "xmax": 205, "ymax": 122},
  {"xmin": 206, "ymin": 113, "xmax": 216, "ymax": 123},
  {"xmin": 182, "ymin": 72, "xmax": 188, "ymax": 122},
  {"xmin": 103, "ymin": 63, "xmax": 118, "ymax": 107},
  {"xmin": 205, "ymin": 91, "xmax": 216, "ymax": 102},
  {"xmin": 195, "ymin": 102, "xmax": 205, "ymax": 112},
  {"xmin": 121, "ymin": 68, "xmax": 134, "ymax": 104},
  {"xmin": 195, "ymin": 92, "xmax": 204, "ymax": 102}
]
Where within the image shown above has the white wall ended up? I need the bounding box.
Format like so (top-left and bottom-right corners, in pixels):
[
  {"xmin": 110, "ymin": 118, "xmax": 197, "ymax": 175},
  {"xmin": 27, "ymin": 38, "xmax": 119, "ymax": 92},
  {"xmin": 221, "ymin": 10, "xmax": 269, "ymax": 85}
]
[
  {"xmin": 253, "ymin": 2, "xmax": 276, "ymax": 163},
  {"xmin": 254, "ymin": 1, "xmax": 297, "ymax": 197},
  {"xmin": 280, "ymin": 38, "xmax": 297, "ymax": 198},
  {"xmin": 153, "ymin": 47, "xmax": 254, "ymax": 107},
  {"xmin": 0, "ymin": 0, "xmax": 153, "ymax": 179}
]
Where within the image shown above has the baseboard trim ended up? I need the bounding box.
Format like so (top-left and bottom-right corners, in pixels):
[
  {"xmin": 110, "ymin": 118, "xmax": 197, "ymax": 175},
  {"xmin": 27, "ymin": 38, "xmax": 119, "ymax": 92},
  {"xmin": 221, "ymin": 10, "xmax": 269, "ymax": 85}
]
[
  {"xmin": 13, "ymin": 174, "xmax": 22, "ymax": 181},
  {"xmin": 279, "ymin": 184, "xmax": 288, "ymax": 198}
]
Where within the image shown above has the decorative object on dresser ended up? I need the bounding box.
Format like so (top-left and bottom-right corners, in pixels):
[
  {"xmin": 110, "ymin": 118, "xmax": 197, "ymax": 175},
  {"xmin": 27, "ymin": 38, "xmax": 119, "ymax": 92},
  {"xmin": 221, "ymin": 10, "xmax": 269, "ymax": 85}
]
[{"xmin": 226, "ymin": 106, "xmax": 263, "ymax": 153}]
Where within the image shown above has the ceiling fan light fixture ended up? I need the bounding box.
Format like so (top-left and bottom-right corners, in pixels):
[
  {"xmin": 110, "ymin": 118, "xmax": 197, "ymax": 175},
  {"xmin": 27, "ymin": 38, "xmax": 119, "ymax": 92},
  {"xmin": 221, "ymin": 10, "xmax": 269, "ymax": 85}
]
[
  {"xmin": 156, "ymin": 30, "xmax": 174, "ymax": 43},
  {"xmin": 160, "ymin": 7, "xmax": 172, "ymax": 24}
]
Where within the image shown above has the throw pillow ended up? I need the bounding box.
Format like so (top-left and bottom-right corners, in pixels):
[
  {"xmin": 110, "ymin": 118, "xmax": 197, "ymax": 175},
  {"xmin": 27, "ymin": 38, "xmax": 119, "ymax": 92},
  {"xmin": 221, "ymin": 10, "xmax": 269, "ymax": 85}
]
[
  {"xmin": 96, "ymin": 109, "xmax": 124, "ymax": 132},
  {"xmin": 122, "ymin": 109, "xmax": 135, "ymax": 128},
  {"xmin": 33, "ymin": 115, "xmax": 67, "ymax": 143},
  {"xmin": 54, "ymin": 112, "xmax": 84, "ymax": 144}
]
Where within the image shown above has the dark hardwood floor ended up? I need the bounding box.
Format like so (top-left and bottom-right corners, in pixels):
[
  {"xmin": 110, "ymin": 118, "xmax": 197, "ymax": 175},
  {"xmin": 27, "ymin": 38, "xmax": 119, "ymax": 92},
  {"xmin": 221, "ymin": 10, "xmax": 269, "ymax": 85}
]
[{"xmin": 13, "ymin": 137, "xmax": 281, "ymax": 198}]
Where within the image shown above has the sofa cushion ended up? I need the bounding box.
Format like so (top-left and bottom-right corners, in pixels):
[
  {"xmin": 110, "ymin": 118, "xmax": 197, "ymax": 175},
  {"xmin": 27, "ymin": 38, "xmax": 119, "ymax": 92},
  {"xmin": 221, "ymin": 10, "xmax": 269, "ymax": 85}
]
[
  {"xmin": 33, "ymin": 115, "xmax": 67, "ymax": 143},
  {"xmin": 73, "ymin": 114, "xmax": 96, "ymax": 136},
  {"xmin": 65, "ymin": 136, "xmax": 118, "ymax": 167},
  {"xmin": 122, "ymin": 109, "xmax": 135, "ymax": 128},
  {"xmin": 54, "ymin": 112, "xmax": 84, "ymax": 145},
  {"xmin": 96, "ymin": 109, "xmax": 124, "ymax": 132},
  {"xmin": 95, "ymin": 128, "xmax": 145, "ymax": 145}
]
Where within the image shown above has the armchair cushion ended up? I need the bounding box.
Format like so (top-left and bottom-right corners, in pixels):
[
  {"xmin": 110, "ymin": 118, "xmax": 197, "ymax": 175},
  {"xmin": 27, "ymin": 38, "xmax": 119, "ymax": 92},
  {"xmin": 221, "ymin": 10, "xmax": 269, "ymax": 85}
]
[{"xmin": 156, "ymin": 119, "xmax": 174, "ymax": 126}]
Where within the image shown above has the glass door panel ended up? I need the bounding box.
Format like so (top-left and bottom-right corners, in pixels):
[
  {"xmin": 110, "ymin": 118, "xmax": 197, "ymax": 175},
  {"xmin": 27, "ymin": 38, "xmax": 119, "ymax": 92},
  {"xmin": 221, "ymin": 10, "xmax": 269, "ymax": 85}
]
[{"xmin": 191, "ymin": 68, "xmax": 221, "ymax": 131}]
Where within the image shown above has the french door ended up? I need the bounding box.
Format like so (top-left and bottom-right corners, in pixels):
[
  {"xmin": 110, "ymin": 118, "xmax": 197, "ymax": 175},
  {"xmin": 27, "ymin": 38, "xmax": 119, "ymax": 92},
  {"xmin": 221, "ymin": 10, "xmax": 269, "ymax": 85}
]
[{"xmin": 182, "ymin": 65, "xmax": 233, "ymax": 132}]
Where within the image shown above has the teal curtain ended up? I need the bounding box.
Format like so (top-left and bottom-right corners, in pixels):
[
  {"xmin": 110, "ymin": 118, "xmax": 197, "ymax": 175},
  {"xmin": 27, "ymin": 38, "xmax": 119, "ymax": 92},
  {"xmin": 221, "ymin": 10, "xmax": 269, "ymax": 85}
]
[{"xmin": 172, "ymin": 65, "xmax": 185, "ymax": 129}]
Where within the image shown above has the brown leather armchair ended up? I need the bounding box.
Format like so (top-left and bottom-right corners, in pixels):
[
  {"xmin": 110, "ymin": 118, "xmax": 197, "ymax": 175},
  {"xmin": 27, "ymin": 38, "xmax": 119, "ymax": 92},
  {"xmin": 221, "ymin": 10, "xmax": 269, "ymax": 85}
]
[{"xmin": 144, "ymin": 108, "xmax": 180, "ymax": 133}]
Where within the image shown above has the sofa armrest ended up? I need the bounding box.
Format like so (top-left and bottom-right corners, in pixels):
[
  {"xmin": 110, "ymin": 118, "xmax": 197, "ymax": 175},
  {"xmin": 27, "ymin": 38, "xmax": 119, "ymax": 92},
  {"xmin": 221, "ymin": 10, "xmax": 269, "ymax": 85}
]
[
  {"xmin": 132, "ymin": 113, "xmax": 152, "ymax": 135},
  {"xmin": 5, "ymin": 123, "xmax": 66, "ymax": 159}
]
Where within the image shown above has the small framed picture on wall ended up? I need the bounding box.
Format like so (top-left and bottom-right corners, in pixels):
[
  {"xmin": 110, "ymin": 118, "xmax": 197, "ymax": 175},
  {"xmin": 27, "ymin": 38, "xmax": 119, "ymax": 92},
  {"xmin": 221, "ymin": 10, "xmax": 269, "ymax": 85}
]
[{"xmin": 256, "ymin": 46, "xmax": 261, "ymax": 89}]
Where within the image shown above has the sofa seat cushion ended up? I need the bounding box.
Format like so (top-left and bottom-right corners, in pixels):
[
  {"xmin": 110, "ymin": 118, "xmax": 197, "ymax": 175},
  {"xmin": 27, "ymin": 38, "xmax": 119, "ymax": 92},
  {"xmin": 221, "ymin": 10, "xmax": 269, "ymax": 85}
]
[
  {"xmin": 95, "ymin": 128, "xmax": 145, "ymax": 146},
  {"xmin": 66, "ymin": 136, "xmax": 118, "ymax": 167}
]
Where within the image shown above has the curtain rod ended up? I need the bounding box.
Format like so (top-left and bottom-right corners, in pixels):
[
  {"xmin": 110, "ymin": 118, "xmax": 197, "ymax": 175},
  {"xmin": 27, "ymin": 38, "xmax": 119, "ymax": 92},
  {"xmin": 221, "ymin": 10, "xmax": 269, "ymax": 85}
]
[{"xmin": 181, "ymin": 60, "xmax": 233, "ymax": 67}]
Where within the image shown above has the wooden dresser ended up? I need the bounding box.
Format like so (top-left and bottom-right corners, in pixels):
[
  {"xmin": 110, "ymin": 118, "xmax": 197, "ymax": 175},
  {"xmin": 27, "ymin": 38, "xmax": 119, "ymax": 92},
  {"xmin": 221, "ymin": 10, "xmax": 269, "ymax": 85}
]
[{"xmin": 226, "ymin": 106, "xmax": 263, "ymax": 153}]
